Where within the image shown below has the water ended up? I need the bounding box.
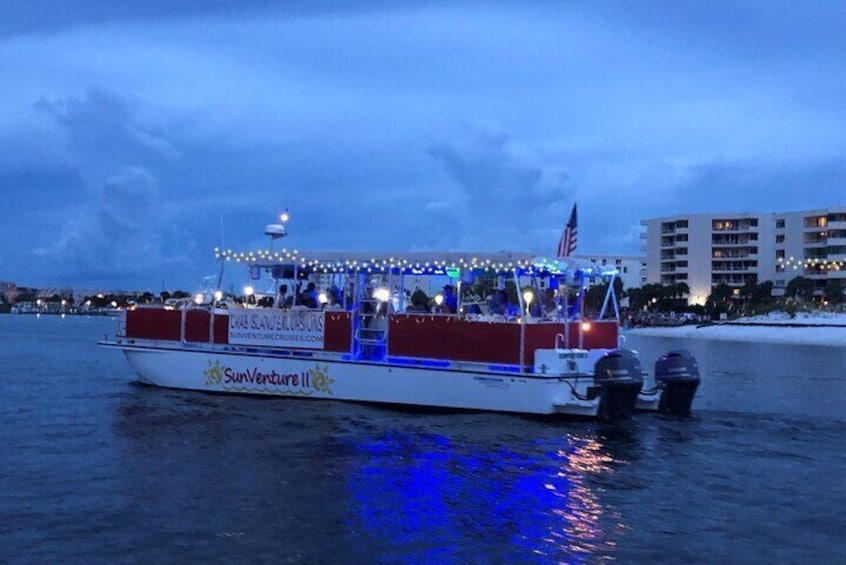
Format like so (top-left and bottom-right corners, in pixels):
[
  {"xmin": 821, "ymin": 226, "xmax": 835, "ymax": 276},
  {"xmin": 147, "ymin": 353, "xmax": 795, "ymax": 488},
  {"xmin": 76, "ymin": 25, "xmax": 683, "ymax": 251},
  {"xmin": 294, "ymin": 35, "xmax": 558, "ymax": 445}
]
[{"xmin": 0, "ymin": 316, "xmax": 844, "ymax": 564}]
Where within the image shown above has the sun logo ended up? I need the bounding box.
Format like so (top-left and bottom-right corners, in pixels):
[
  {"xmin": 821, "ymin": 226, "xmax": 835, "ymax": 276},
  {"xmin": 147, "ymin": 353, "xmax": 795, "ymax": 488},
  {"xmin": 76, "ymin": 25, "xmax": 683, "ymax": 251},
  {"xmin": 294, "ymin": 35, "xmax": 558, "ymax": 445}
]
[
  {"xmin": 310, "ymin": 364, "xmax": 334, "ymax": 395},
  {"xmin": 204, "ymin": 359, "xmax": 224, "ymax": 386}
]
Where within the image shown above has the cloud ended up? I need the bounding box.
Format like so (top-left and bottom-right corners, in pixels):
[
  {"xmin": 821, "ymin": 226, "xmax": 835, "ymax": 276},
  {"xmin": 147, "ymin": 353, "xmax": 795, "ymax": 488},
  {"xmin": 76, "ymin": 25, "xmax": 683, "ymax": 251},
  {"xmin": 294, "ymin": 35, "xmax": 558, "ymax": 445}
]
[
  {"xmin": 2, "ymin": 2, "xmax": 846, "ymax": 289},
  {"xmin": 25, "ymin": 89, "xmax": 195, "ymax": 287},
  {"xmin": 34, "ymin": 88, "xmax": 179, "ymax": 178},
  {"xmin": 34, "ymin": 167, "xmax": 195, "ymax": 286},
  {"xmin": 428, "ymin": 122, "xmax": 572, "ymax": 250},
  {"xmin": 0, "ymin": 0, "xmax": 445, "ymax": 39},
  {"xmin": 670, "ymin": 158, "xmax": 846, "ymax": 214}
]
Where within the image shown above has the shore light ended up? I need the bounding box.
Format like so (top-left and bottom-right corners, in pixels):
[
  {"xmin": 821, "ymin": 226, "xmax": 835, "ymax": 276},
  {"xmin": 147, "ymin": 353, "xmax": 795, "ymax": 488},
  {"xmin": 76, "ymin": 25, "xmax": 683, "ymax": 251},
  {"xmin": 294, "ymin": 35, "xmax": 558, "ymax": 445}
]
[
  {"xmin": 581, "ymin": 322, "xmax": 592, "ymax": 332},
  {"xmin": 318, "ymin": 291, "xmax": 329, "ymax": 305},
  {"xmin": 244, "ymin": 286, "xmax": 255, "ymax": 297},
  {"xmin": 434, "ymin": 294, "xmax": 444, "ymax": 306},
  {"xmin": 214, "ymin": 290, "xmax": 223, "ymax": 302},
  {"xmin": 373, "ymin": 287, "xmax": 390, "ymax": 302}
]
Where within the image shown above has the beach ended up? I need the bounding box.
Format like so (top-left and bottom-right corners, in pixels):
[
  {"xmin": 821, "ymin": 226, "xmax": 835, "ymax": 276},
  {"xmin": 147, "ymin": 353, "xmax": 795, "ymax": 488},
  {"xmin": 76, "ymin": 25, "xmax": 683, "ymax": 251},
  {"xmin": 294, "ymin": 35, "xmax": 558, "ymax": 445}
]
[{"xmin": 627, "ymin": 312, "xmax": 846, "ymax": 347}]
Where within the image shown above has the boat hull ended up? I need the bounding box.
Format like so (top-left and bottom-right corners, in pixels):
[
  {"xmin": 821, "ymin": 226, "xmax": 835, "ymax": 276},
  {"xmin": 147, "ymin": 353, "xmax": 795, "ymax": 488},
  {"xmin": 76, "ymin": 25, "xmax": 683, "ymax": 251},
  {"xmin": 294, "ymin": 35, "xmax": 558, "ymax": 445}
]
[{"xmin": 108, "ymin": 342, "xmax": 612, "ymax": 417}]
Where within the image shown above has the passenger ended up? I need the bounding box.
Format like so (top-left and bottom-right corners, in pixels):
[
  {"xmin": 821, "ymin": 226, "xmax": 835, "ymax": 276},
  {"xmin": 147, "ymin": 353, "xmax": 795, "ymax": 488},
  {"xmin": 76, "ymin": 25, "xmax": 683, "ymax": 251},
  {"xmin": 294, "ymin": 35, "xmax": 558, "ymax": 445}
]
[
  {"xmin": 277, "ymin": 284, "xmax": 289, "ymax": 308},
  {"xmin": 442, "ymin": 285, "xmax": 458, "ymax": 314},
  {"xmin": 529, "ymin": 300, "xmax": 543, "ymax": 318},
  {"xmin": 540, "ymin": 289, "xmax": 557, "ymax": 317},
  {"xmin": 407, "ymin": 289, "xmax": 430, "ymax": 313},
  {"xmin": 300, "ymin": 282, "xmax": 318, "ymax": 308},
  {"xmin": 329, "ymin": 285, "xmax": 343, "ymax": 307},
  {"xmin": 489, "ymin": 289, "xmax": 509, "ymax": 316}
]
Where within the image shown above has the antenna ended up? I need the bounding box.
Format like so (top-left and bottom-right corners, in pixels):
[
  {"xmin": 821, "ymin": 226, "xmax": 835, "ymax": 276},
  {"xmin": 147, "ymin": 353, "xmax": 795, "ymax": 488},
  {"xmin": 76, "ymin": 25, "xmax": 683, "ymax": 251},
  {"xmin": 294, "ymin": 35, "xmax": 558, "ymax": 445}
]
[{"xmin": 216, "ymin": 214, "xmax": 226, "ymax": 291}]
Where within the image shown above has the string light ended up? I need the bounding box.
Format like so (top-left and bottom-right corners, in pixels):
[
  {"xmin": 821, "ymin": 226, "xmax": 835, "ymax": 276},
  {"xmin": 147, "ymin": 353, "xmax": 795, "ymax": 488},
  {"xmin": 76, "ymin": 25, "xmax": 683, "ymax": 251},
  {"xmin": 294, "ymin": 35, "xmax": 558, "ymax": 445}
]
[{"xmin": 214, "ymin": 249, "xmax": 623, "ymax": 279}]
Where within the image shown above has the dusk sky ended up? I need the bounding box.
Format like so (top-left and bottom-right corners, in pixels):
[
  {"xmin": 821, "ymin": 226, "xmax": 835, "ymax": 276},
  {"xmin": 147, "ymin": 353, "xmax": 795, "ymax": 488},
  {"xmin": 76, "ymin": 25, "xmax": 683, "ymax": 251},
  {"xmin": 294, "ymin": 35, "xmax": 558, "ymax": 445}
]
[{"xmin": 2, "ymin": 1, "xmax": 845, "ymax": 290}]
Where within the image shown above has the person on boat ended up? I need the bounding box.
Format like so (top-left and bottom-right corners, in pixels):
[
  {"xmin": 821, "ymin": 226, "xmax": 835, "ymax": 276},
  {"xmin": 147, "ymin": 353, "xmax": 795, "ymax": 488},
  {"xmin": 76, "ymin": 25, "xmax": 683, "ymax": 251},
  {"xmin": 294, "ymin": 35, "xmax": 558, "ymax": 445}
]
[
  {"xmin": 442, "ymin": 285, "xmax": 457, "ymax": 314},
  {"xmin": 277, "ymin": 284, "xmax": 290, "ymax": 308},
  {"xmin": 325, "ymin": 285, "xmax": 343, "ymax": 309},
  {"xmin": 489, "ymin": 289, "xmax": 510, "ymax": 316},
  {"xmin": 406, "ymin": 289, "xmax": 429, "ymax": 313},
  {"xmin": 540, "ymin": 289, "xmax": 557, "ymax": 317},
  {"xmin": 300, "ymin": 282, "xmax": 319, "ymax": 308}
]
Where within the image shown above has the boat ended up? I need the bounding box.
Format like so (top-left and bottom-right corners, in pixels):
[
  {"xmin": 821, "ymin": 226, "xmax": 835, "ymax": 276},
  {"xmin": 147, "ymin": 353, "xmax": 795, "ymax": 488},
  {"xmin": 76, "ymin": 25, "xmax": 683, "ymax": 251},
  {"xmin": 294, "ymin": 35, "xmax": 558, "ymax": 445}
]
[{"xmin": 99, "ymin": 214, "xmax": 700, "ymax": 420}]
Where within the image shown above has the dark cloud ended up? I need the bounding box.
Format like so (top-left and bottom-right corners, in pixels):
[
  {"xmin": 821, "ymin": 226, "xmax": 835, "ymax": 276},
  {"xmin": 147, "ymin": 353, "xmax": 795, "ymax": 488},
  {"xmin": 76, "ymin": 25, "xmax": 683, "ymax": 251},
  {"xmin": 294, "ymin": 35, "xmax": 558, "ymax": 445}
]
[
  {"xmin": 34, "ymin": 167, "xmax": 196, "ymax": 288},
  {"xmin": 0, "ymin": 0, "xmax": 445, "ymax": 39},
  {"xmin": 0, "ymin": 166, "xmax": 85, "ymax": 200},
  {"xmin": 583, "ymin": 1, "xmax": 846, "ymax": 61},
  {"xmin": 34, "ymin": 89, "xmax": 179, "ymax": 176},
  {"xmin": 428, "ymin": 123, "xmax": 572, "ymax": 250},
  {"xmin": 1, "ymin": 2, "xmax": 845, "ymax": 288},
  {"xmin": 24, "ymin": 89, "xmax": 194, "ymax": 287},
  {"xmin": 670, "ymin": 158, "xmax": 846, "ymax": 214}
]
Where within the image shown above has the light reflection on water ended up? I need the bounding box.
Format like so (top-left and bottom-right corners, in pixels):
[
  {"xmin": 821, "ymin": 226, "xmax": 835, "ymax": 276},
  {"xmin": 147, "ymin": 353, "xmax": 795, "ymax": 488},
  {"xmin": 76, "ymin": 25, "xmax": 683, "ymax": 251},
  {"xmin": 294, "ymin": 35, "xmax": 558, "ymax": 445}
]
[{"xmin": 345, "ymin": 430, "xmax": 625, "ymax": 563}]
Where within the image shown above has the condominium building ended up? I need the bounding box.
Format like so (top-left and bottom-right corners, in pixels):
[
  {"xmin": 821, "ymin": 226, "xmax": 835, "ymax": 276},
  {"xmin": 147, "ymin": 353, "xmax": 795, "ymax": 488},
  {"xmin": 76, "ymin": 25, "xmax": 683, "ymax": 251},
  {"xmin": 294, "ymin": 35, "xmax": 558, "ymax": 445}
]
[{"xmin": 642, "ymin": 208, "xmax": 846, "ymax": 304}]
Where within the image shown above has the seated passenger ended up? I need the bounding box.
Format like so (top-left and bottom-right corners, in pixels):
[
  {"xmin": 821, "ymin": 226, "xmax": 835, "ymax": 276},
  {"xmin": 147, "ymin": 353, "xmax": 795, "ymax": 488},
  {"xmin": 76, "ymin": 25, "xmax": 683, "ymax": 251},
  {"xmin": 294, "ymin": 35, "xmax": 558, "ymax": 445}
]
[
  {"xmin": 299, "ymin": 282, "xmax": 318, "ymax": 308},
  {"xmin": 277, "ymin": 284, "xmax": 289, "ymax": 308},
  {"xmin": 489, "ymin": 289, "xmax": 510, "ymax": 316},
  {"xmin": 441, "ymin": 285, "xmax": 458, "ymax": 314},
  {"xmin": 407, "ymin": 289, "xmax": 430, "ymax": 313}
]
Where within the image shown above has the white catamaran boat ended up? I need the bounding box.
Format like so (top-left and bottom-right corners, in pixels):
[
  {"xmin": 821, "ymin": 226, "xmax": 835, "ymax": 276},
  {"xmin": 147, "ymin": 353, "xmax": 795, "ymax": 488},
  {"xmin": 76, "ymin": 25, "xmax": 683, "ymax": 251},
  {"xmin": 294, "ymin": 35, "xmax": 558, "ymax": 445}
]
[{"xmin": 100, "ymin": 214, "xmax": 700, "ymax": 421}]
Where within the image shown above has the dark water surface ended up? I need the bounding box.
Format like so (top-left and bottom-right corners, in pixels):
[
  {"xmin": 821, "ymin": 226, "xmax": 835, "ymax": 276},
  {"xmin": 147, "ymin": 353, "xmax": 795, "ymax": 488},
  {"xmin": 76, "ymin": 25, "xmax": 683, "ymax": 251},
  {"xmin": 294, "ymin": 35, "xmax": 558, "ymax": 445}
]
[{"xmin": 1, "ymin": 316, "xmax": 844, "ymax": 564}]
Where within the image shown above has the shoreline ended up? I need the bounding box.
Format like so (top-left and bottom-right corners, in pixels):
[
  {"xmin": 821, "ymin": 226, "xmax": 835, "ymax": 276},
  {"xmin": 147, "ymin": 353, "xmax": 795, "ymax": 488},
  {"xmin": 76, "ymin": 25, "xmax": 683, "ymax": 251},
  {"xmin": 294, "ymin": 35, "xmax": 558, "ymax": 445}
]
[{"xmin": 626, "ymin": 323, "xmax": 846, "ymax": 347}]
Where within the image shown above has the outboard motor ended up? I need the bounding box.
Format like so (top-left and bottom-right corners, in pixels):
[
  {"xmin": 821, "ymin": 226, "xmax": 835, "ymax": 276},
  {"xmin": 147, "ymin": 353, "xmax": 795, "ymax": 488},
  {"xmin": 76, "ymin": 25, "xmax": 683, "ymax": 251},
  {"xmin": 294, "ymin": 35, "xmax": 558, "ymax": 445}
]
[
  {"xmin": 654, "ymin": 350, "xmax": 701, "ymax": 416},
  {"xmin": 592, "ymin": 349, "xmax": 645, "ymax": 421}
]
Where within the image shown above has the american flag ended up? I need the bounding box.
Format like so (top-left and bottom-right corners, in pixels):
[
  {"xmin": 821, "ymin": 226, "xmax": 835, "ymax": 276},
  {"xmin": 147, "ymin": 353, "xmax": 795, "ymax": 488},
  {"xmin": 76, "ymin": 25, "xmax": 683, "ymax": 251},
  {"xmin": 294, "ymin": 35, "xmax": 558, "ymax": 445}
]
[{"xmin": 557, "ymin": 204, "xmax": 578, "ymax": 258}]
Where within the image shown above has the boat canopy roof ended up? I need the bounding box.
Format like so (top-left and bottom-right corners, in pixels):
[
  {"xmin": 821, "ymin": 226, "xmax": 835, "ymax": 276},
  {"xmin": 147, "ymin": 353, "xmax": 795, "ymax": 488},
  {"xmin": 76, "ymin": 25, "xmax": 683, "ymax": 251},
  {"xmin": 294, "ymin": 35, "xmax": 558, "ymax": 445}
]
[{"xmin": 215, "ymin": 248, "xmax": 618, "ymax": 278}]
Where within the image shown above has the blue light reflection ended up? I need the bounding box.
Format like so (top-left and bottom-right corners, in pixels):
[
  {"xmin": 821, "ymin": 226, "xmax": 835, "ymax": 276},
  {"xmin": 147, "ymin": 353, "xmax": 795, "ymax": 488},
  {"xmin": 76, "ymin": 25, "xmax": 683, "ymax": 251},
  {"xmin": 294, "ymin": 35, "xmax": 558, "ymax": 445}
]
[{"xmin": 346, "ymin": 431, "xmax": 619, "ymax": 564}]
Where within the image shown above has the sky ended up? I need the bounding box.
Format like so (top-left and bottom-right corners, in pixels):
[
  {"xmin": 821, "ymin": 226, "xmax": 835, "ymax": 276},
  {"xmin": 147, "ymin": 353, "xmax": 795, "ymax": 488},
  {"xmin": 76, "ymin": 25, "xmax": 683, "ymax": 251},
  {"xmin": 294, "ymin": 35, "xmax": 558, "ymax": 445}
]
[{"xmin": 1, "ymin": 0, "xmax": 845, "ymax": 290}]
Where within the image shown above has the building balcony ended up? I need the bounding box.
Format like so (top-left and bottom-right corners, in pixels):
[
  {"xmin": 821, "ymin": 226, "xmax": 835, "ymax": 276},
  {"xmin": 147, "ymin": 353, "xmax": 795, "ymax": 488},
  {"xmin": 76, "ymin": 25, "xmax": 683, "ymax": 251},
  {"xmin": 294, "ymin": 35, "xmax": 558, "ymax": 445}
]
[
  {"xmin": 711, "ymin": 226, "xmax": 757, "ymax": 233},
  {"xmin": 712, "ymin": 238, "xmax": 757, "ymax": 245},
  {"xmin": 712, "ymin": 254, "xmax": 755, "ymax": 259},
  {"xmin": 711, "ymin": 267, "xmax": 757, "ymax": 273},
  {"xmin": 828, "ymin": 237, "xmax": 846, "ymax": 246},
  {"xmin": 710, "ymin": 280, "xmax": 748, "ymax": 287}
]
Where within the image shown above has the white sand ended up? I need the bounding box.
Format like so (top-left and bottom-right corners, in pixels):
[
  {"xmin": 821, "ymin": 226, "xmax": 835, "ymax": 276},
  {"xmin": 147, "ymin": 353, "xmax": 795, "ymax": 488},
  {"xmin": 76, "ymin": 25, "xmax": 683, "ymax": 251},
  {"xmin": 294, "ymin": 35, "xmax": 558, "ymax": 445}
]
[{"xmin": 627, "ymin": 312, "xmax": 846, "ymax": 347}]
